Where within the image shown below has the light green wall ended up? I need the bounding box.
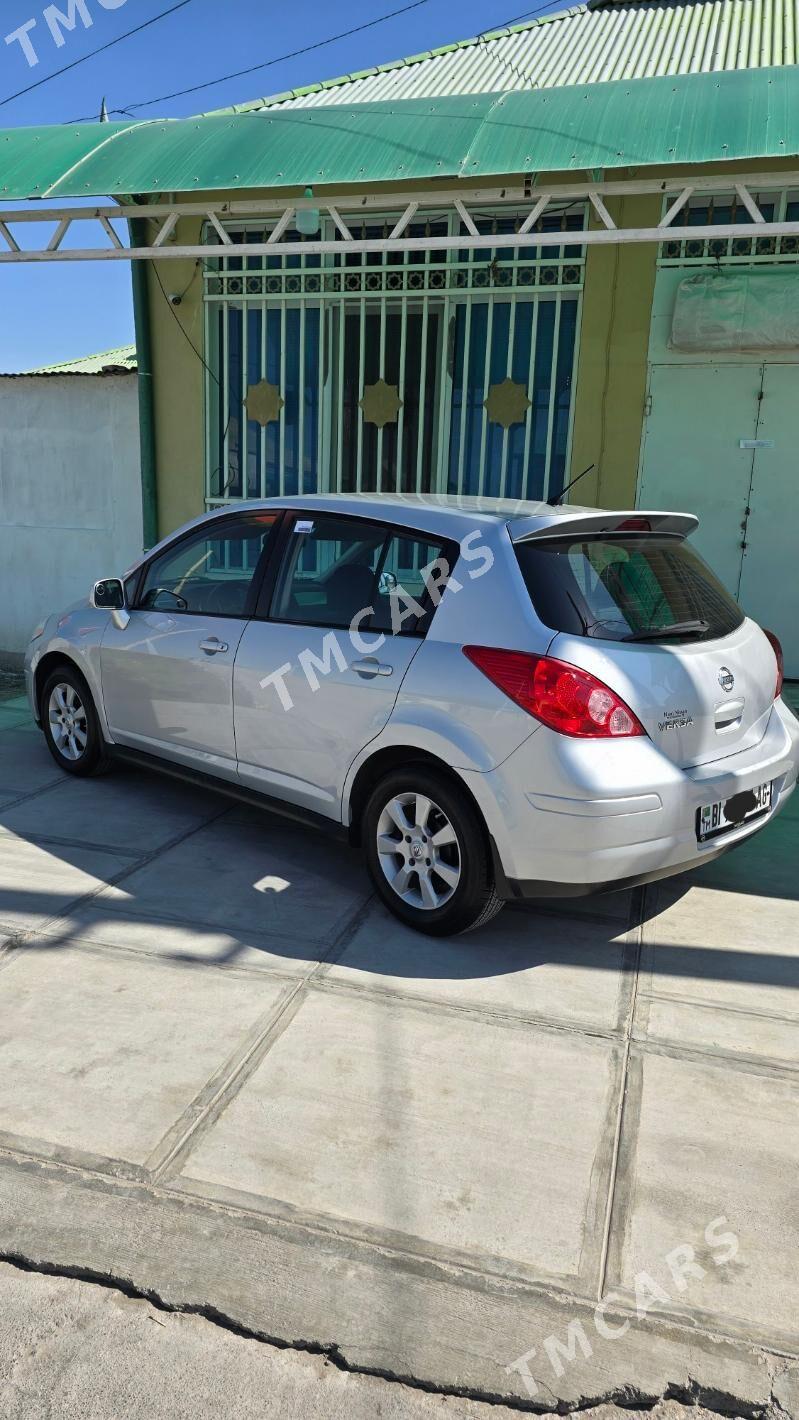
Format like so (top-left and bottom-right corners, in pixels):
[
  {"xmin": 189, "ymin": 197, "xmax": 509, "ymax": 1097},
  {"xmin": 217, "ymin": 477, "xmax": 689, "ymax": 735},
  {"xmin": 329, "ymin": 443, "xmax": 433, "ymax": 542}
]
[{"xmin": 565, "ymin": 155, "xmax": 799, "ymax": 507}]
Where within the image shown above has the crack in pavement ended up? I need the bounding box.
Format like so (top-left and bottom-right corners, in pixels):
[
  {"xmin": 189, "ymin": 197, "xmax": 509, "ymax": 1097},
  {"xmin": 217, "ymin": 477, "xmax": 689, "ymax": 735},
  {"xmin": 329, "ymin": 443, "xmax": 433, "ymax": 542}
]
[{"xmin": 0, "ymin": 1251, "xmax": 794, "ymax": 1419}]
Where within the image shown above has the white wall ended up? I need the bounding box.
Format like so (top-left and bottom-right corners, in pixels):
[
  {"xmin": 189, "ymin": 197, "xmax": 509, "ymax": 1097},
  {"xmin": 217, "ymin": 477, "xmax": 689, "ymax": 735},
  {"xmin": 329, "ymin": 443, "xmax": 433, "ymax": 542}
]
[{"xmin": 0, "ymin": 375, "xmax": 143, "ymax": 658}]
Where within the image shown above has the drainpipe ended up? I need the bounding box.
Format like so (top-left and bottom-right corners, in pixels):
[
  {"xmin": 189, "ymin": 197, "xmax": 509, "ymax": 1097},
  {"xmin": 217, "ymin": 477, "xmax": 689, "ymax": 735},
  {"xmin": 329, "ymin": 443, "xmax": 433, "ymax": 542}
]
[{"xmin": 128, "ymin": 217, "xmax": 158, "ymax": 551}]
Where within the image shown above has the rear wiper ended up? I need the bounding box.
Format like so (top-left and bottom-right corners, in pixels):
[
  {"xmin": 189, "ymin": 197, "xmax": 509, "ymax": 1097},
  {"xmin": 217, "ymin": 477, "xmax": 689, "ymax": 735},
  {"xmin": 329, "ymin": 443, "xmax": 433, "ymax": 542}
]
[{"xmin": 623, "ymin": 619, "xmax": 710, "ymax": 642}]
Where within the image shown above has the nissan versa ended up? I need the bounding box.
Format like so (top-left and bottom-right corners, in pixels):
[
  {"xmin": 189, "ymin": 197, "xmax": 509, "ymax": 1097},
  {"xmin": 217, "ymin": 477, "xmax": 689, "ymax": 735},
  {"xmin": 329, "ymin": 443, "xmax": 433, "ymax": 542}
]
[{"xmin": 25, "ymin": 495, "xmax": 799, "ymax": 936}]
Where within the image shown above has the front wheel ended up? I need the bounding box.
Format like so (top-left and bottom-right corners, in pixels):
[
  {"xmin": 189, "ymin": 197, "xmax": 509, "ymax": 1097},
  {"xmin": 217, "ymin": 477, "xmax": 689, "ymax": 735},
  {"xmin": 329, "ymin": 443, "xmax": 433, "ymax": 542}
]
[
  {"xmin": 362, "ymin": 767, "xmax": 503, "ymax": 936},
  {"xmin": 41, "ymin": 666, "xmax": 112, "ymax": 777}
]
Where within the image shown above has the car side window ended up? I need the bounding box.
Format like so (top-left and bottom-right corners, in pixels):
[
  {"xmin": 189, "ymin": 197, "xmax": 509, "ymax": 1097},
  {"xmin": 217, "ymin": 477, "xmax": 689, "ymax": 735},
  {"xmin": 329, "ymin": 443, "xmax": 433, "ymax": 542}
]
[
  {"xmin": 271, "ymin": 516, "xmax": 451, "ymax": 636},
  {"xmin": 137, "ymin": 514, "xmax": 277, "ymax": 617},
  {"xmin": 271, "ymin": 516, "xmax": 386, "ymax": 628},
  {"xmin": 370, "ymin": 533, "xmax": 451, "ymax": 636}
]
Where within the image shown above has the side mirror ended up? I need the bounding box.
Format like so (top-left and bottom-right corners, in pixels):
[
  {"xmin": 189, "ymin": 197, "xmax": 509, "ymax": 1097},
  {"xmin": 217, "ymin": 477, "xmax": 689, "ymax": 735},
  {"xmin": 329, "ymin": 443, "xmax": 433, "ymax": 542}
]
[
  {"xmin": 91, "ymin": 579, "xmax": 130, "ymax": 630},
  {"xmin": 92, "ymin": 578, "xmax": 125, "ymax": 610}
]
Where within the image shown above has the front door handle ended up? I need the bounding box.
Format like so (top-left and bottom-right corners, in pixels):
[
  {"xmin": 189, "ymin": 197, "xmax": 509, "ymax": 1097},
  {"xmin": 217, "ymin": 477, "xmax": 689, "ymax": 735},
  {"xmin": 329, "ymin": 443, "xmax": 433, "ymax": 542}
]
[
  {"xmin": 200, "ymin": 637, "xmax": 229, "ymax": 655},
  {"xmin": 350, "ymin": 657, "xmax": 393, "ymax": 679}
]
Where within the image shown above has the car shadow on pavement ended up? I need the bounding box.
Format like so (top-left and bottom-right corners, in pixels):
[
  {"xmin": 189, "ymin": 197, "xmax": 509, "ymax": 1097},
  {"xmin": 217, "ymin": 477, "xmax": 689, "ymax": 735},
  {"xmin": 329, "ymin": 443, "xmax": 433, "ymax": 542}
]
[{"xmin": 0, "ymin": 710, "xmax": 797, "ymax": 991}]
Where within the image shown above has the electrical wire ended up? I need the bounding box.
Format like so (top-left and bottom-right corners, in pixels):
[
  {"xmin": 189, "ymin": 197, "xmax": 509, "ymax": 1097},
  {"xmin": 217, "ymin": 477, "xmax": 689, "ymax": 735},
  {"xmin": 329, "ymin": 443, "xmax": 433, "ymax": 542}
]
[
  {"xmin": 109, "ymin": 0, "xmax": 436, "ymax": 114},
  {"xmin": 66, "ymin": 0, "xmax": 562, "ymax": 122},
  {"xmin": 150, "ymin": 257, "xmax": 238, "ymax": 498},
  {"xmin": 0, "ymin": 0, "xmax": 200, "ymax": 114},
  {"xmin": 151, "ymin": 260, "xmax": 218, "ymax": 387}
]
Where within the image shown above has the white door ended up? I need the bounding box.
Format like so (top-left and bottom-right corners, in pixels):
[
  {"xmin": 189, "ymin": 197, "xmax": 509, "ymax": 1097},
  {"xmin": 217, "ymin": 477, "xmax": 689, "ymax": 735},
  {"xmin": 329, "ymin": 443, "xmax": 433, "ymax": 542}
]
[
  {"xmin": 638, "ymin": 364, "xmax": 762, "ymax": 593},
  {"xmin": 637, "ymin": 362, "xmax": 799, "ymax": 678},
  {"xmin": 738, "ymin": 365, "xmax": 799, "ymax": 676}
]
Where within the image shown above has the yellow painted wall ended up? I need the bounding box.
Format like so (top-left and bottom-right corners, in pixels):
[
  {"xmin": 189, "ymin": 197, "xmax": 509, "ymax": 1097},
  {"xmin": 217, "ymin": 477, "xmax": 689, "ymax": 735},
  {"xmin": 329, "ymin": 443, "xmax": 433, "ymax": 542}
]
[
  {"xmin": 144, "ymin": 216, "xmax": 206, "ymax": 538},
  {"xmin": 567, "ymin": 193, "xmax": 660, "ymax": 508}
]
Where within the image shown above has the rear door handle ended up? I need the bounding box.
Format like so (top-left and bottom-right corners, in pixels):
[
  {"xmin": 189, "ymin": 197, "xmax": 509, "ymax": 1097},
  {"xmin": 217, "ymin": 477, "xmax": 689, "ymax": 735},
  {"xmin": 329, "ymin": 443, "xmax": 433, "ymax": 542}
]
[
  {"xmin": 350, "ymin": 657, "xmax": 393, "ymax": 679},
  {"xmin": 715, "ymin": 698, "xmax": 745, "ymax": 730},
  {"xmin": 200, "ymin": 637, "xmax": 229, "ymax": 655}
]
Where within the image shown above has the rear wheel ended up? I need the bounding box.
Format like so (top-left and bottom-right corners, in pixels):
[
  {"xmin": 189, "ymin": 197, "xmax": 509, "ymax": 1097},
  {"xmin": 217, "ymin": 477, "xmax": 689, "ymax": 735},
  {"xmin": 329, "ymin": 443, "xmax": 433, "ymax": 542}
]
[
  {"xmin": 362, "ymin": 767, "xmax": 503, "ymax": 936},
  {"xmin": 41, "ymin": 666, "xmax": 112, "ymax": 777}
]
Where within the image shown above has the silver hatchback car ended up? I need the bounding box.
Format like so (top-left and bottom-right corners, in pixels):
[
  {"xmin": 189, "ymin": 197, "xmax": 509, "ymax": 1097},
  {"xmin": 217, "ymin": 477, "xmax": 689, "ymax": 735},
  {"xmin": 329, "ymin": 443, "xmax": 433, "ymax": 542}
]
[{"xmin": 26, "ymin": 494, "xmax": 799, "ymax": 936}]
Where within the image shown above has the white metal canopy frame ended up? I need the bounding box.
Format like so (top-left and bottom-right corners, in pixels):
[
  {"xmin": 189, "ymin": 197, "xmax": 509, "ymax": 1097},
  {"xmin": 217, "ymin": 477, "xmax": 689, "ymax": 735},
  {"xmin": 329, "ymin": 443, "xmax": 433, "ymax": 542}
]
[{"xmin": 3, "ymin": 172, "xmax": 799, "ymax": 261}]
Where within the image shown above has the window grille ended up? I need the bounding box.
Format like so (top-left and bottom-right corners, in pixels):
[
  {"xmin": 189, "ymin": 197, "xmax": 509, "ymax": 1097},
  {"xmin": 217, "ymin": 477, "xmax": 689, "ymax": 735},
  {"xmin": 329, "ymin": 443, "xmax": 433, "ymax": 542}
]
[
  {"xmin": 204, "ymin": 206, "xmax": 585, "ymax": 506},
  {"xmin": 659, "ymin": 190, "xmax": 799, "ymax": 265}
]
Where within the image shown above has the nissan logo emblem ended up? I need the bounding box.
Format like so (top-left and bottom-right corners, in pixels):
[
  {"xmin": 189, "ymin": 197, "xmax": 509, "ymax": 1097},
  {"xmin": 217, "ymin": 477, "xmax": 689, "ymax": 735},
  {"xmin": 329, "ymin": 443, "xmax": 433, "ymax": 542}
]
[{"xmin": 718, "ymin": 667, "xmax": 735, "ymax": 693}]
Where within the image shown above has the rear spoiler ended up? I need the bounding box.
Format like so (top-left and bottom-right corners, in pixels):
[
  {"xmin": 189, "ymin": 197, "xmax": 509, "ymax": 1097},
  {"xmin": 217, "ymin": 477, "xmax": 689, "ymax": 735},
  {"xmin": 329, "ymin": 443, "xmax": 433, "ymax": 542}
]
[{"xmin": 507, "ymin": 509, "xmax": 699, "ymax": 544}]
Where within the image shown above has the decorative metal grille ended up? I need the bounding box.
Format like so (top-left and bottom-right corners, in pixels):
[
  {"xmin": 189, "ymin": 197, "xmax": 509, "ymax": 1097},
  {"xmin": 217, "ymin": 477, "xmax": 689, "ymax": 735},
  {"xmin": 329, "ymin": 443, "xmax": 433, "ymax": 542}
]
[
  {"xmin": 659, "ymin": 190, "xmax": 799, "ymax": 265},
  {"xmin": 204, "ymin": 207, "xmax": 585, "ymax": 507}
]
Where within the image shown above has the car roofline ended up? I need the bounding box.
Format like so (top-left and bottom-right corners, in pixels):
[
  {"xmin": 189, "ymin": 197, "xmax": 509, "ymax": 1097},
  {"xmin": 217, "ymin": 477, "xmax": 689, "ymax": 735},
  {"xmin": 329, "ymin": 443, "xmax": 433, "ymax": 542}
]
[
  {"xmin": 194, "ymin": 493, "xmax": 599, "ymax": 533},
  {"xmin": 122, "ymin": 496, "xmax": 700, "ymax": 581}
]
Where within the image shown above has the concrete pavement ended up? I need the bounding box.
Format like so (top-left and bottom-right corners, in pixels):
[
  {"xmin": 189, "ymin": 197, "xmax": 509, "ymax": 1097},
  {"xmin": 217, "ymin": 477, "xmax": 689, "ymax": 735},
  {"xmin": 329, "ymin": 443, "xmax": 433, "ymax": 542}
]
[
  {"xmin": 0, "ymin": 685, "xmax": 797, "ymax": 1413},
  {"xmin": 3, "ymin": 1265, "xmax": 769, "ymax": 1420}
]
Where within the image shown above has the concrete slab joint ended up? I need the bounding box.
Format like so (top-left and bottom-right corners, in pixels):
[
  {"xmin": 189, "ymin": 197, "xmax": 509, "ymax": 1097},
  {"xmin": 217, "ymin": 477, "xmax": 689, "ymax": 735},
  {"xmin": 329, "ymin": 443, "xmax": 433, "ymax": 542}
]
[{"xmin": 0, "ymin": 720, "xmax": 797, "ymax": 1413}]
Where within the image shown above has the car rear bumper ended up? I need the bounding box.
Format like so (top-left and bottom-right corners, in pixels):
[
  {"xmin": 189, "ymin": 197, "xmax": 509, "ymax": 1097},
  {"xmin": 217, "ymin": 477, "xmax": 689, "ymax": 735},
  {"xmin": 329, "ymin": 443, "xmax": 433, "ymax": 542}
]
[
  {"xmin": 462, "ymin": 697, "xmax": 799, "ymax": 898},
  {"xmin": 489, "ymin": 839, "xmax": 740, "ymax": 901}
]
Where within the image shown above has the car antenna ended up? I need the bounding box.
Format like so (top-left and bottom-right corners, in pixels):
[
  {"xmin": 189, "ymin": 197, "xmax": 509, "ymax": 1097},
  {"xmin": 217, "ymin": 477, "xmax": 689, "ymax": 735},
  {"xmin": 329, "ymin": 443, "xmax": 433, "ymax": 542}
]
[{"xmin": 547, "ymin": 463, "xmax": 595, "ymax": 507}]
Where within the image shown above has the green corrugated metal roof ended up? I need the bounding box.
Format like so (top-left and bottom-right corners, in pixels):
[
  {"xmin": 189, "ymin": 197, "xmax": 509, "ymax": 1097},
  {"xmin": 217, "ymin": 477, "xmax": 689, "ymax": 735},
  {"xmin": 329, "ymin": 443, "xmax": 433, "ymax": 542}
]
[
  {"xmin": 213, "ymin": 0, "xmax": 799, "ymax": 113},
  {"xmin": 2, "ymin": 65, "xmax": 798, "ymax": 200},
  {"xmin": 0, "ymin": 98, "xmax": 495, "ymax": 197},
  {"xmin": 26, "ymin": 344, "xmax": 137, "ymax": 374}
]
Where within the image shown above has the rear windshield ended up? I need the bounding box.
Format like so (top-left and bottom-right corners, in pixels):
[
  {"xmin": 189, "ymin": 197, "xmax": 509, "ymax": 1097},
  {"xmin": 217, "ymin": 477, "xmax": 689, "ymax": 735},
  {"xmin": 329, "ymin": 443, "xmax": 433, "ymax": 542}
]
[{"xmin": 515, "ymin": 535, "xmax": 744, "ymax": 643}]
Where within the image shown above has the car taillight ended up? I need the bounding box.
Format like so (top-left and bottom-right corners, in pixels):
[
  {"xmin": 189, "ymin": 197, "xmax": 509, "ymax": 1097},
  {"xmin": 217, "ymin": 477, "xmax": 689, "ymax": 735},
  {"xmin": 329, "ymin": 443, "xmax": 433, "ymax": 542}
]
[
  {"xmin": 617, "ymin": 517, "xmax": 651, "ymax": 533},
  {"xmin": 764, "ymin": 630, "xmax": 784, "ymax": 699},
  {"xmin": 463, "ymin": 647, "xmax": 646, "ymax": 738}
]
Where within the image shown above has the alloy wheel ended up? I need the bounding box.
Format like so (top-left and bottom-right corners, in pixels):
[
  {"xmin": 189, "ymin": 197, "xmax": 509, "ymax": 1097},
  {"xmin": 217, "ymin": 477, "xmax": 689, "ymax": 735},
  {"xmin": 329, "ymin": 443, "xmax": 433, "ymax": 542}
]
[
  {"xmin": 48, "ymin": 682, "xmax": 88, "ymax": 763},
  {"xmin": 375, "ymin": 791, "xmax": 462, "ymax": 911}
]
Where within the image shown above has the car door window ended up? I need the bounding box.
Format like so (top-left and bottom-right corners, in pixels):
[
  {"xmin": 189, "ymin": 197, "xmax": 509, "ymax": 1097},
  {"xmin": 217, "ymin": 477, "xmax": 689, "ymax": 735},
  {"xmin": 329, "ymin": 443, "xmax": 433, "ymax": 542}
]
[
  {"xmin": 370, "ymin": 533, "xmax": 451, "ymax": 635},
  {"xmin": 271, "ymin": 516, "xmax": 386, "ymax": 628},
  {"xmin": 271, "ymin": 516, "xmax": 450, "ymax": 636},
  {"xmin": 138, "ymin": 514, "xmax": 277, "ymax": 617}
]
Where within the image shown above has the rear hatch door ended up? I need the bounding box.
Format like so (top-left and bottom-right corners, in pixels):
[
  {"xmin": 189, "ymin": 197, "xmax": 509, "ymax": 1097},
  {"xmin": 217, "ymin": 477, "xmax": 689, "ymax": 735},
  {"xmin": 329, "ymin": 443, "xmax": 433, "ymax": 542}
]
[
  {"xmin": 512, "ymin": 517, "xmax": 777, "ymax": 770},
  {"xmin": 550, "ymin": 620, "xmax": 775, "ymax": 768}
]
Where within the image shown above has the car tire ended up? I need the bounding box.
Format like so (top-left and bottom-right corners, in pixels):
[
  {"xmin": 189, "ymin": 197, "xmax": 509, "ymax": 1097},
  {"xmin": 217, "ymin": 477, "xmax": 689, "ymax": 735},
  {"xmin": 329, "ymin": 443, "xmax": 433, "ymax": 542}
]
[
  {"xmin": 40, "ymin": 664, "xmax": 113, "ymax": 778},
  {"xmin": 362, "ymin": 766, "xmax": 504, "ymax": 936}
]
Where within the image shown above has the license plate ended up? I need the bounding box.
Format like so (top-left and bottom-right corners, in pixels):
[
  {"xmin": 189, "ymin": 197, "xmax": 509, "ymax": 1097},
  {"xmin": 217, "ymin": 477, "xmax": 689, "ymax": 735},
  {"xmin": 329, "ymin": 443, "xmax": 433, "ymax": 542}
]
[{"xmin": 697, "ymin": 781, "xmax": 773, "ymax": 843}]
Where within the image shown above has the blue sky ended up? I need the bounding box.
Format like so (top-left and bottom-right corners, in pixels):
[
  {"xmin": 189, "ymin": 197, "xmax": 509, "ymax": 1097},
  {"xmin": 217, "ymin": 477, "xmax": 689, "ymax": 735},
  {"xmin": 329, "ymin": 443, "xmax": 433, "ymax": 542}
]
[{"xmin": 0, "ymin": 0, "xmax": 560, "ymax": 370}]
